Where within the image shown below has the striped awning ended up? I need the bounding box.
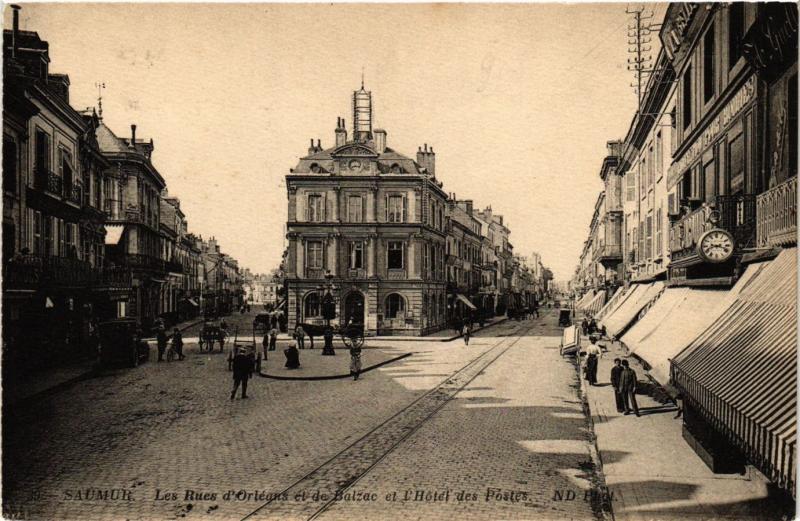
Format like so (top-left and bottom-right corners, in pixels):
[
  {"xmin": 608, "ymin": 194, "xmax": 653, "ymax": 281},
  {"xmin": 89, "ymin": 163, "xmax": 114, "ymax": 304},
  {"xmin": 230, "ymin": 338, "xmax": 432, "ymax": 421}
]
[
  {"xmin": 576, "ymin": 290, "xmax": 596, "ymax": 311},
  {"xmin": 671, "ymin": 248, "xmax": 797, "ymax": 496},
  {"xmin": 602, "ymin": 282, "xmax": 665, "ymax": 338},
  {"xmin": 596, "ymin": 286, "xmax": 629, "ymax": 321},
  {"xmin": 584, "ymin": 290, "xmax": 606, "ymax": 315}
]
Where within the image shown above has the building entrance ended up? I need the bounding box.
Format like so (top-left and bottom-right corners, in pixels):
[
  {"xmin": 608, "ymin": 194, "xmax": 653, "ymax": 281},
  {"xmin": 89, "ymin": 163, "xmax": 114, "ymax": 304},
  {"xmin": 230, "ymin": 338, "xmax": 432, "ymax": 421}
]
[{"xmin": 343, "ymin": 292, "xmax": 365, "ymax": 325}]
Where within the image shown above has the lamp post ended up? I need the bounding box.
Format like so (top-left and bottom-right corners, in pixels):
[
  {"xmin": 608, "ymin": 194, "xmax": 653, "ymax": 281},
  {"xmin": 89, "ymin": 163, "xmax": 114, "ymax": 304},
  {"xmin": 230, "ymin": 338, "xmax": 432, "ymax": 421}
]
[{"xmin": 320, "ymin": 270, "xmax": 337, "ymax": 355}]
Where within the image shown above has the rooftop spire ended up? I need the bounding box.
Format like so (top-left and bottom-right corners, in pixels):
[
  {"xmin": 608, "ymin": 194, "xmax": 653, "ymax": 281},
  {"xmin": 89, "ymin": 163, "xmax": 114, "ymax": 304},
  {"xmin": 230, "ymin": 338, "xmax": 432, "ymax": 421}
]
[{"xmin": 361, "ymin": 67, "xmax": 365, "ymax": 89}]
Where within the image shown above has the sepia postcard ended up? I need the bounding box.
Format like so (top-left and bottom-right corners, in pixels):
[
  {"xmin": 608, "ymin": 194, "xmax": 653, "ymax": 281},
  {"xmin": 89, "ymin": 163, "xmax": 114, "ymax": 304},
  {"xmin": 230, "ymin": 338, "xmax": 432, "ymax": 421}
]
[{"xmin": 1, "ymin": 2, "xmax": 797, "ymax": 520}]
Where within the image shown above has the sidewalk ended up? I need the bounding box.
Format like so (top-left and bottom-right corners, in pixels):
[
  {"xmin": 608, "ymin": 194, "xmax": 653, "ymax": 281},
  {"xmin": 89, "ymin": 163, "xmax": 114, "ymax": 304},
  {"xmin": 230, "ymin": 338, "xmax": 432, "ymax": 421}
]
[
  {"xmin": 580, "ymin": 337, "xmax": 789, "ymax": 521},
  {"xmin": 8, "ymin": 316, "xmax": 205, "ymax": 407}
]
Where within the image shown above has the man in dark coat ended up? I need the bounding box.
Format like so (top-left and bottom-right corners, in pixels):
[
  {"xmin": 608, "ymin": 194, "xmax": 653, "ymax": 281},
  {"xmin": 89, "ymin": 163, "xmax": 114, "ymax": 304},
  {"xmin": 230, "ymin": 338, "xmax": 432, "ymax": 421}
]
[
  {"xmin": 610, "ymin": 358, "xmax": 625, "ymax": 413},
  {"xmin": 618, "ymin": 359, "xmax": 640, "ymax": 416},
  {"xmin": 284, "ymin": 342, "xmax": 300, "ymax": 369},
  {"xmin": 156, "ymin": 323, "xmax": 168, "ymax": 362},
  {"xmin": 230, "ymin": 346, "xmax": 253, "ymax": 400}
]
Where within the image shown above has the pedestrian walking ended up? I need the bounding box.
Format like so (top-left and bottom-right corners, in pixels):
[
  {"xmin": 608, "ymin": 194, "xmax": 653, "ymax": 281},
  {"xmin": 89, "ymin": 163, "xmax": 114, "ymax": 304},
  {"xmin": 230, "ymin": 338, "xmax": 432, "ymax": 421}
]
[
  {"xmin": 295, "ymin": 324, "xmax": 305, "ymax": 349},
  {"xmin": 583, "ymin": 337, "xmax": 601, "ymax": 385},
  {"xmin": 349, "ymin": 344, "xmax": 362, "ymax": 381},
  {"xmin": 261, "ymin": 332, "xmax": 269, "ymax": 361},
  {"xmin": 171, "ymin": 328, "xmax": 185, "ymax": 360},
  {"xmin": 462, "ymin": 322, "xmax": 471, "ymax": 346},
  {"xmin": 230, "ymin": 346, "xmax": 253, "ymax": 400},
  {"xmin": 619, "ymin": 359, "xmax": 640, "ymax": 416},
  {"xmin": 610, "ymin": 358, "xmax": 625, "ymax": 413}
]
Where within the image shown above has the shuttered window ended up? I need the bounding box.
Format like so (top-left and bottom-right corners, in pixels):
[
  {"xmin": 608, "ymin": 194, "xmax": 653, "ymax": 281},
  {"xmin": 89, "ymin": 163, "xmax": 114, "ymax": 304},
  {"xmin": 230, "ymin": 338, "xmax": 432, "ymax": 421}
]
[{"xmin": 386, "ymin": 194, "xmax": 406, "ymax": 223}]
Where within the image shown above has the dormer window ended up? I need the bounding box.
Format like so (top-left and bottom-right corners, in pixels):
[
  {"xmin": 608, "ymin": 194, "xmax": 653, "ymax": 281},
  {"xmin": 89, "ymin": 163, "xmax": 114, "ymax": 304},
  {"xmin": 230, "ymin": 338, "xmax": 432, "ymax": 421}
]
[
  {"xmin": 390, "ymin": 163, "xmax": 402, "ymax": 174},
  {"xmin": 310, "ymin": 163, "xmax": 321, "ymax": 173}
]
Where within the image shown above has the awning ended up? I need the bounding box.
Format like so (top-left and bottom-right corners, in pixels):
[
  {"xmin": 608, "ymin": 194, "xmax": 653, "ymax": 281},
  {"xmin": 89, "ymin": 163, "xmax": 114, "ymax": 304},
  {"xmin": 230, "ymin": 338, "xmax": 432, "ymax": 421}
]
[
  {"xmin": 575, "ymin": 291, "xmax": 595, "ymax": 311},
  {"xmin": 455, "ymin": 293, "xmax": 477, "ymax": 310},
  {"xmin": 104, "ymin": 225, "xmax": 125, "ymax": 245},
  {"xmin": 596, "ymin": 286, "xmax": 629, "ymax": 321},
  {"xmin": 671, "ymin": 248, "xmax": 796, "ymax": 495},
  {"xmin": 585, "ymin": 290, "xmax": 606, "ymax": 315},
  {"xmin": 601, "ymin": 282, "xmax": 665, "ymax": 338},
  {"xmin": 626, "ymin": 264, "xmax": 765, "ymax": 386}
]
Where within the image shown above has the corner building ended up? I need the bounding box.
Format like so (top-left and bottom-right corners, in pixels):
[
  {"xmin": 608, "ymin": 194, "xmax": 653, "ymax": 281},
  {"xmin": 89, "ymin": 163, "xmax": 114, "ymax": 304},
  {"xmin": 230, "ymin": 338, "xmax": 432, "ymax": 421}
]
[{"xmin": 285, "ymin": 85, "xmax": 448, "ymax": 336}]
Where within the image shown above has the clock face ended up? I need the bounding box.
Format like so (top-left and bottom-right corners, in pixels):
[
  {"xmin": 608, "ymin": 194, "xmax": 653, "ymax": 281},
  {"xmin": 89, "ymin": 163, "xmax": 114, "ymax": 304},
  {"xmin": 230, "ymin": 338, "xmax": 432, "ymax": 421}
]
[
  {"xmin": 348, "ymin": 159, "xmax": 362, "ymax": 171},
  {"xmin": 698, "ymin": 229, "xmax": 734, "ymax": 263}
]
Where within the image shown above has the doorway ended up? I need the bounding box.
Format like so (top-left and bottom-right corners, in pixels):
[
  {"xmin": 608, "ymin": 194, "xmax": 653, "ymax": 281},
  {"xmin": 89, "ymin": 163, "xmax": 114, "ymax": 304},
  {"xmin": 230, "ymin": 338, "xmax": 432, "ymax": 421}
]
[{"xmin": 343, "ymin": 291, "xmax": 365, "ymax": 325}]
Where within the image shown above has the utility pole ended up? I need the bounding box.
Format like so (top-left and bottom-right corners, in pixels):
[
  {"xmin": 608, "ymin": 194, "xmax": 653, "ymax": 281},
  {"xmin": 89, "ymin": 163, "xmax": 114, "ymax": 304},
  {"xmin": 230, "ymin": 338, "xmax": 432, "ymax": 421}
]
[{"xmin": 626, "ymin": 5, "xmax": 655, "ymax": 116}]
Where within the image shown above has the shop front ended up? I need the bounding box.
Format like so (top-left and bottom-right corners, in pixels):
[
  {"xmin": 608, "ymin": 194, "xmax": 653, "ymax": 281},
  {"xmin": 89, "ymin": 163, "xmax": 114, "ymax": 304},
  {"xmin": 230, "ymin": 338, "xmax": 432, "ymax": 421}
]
[{"xmin": 667, "ymin": 73, "xmax": 760, "ymax": 281}]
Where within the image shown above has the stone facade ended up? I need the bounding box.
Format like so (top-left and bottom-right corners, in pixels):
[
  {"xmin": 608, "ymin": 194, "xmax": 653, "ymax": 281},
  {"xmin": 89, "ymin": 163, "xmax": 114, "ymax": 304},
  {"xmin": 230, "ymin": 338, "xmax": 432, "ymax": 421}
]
[{"xmin": 285, "ymin": 86, "xmax": 448, "ymax": 336}]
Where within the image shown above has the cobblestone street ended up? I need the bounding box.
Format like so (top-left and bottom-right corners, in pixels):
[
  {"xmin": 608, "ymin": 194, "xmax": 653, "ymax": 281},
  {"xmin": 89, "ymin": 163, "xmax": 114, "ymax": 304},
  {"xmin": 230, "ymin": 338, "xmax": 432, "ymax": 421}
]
[{"xmin": 4, "ymin": 310, "xmax": 603, "ymax": 521}]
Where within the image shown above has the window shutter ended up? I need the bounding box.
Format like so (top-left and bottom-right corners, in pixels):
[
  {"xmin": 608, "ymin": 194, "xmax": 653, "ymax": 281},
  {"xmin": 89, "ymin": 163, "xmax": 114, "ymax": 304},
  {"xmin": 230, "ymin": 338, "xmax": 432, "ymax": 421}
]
[
  {"xmin": 384, "ymin": 194, "xmax": 389, "ymax": 222},
  {"xmin": 322, "ymin": 193, "xmax": 327, "ymax": 222},
  {"xmin": 403, "ymin": 195, "xmax": 408, "ymax": 222},
  {"xmin": 305, "ymin": 193, "xmax": 310, "ymax": 222}
]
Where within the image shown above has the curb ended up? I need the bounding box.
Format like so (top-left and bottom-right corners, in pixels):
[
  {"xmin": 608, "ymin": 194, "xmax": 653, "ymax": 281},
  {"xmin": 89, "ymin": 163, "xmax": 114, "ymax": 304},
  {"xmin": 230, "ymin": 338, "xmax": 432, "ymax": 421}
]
[
  {"xmin": 574, "ymin": 356, "xmax": 615, "ymax": 521},
  {"xmin": 256, "ymin": 352, "xmax": 412, "ymax": 381}
]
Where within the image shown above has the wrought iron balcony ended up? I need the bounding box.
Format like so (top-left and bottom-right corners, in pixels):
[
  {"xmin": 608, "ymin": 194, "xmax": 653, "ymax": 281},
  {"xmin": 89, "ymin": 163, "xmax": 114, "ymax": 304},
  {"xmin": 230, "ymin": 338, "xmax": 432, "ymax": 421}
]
[
  {"xmin": 66, "ymin": 183, "xmax": 82, "ymax": 205},
  {"xmin": 165, "ymin": 259, "xmax": 184, "ymax": 274},
  {"xmin": 33, "ymin": 169, "xmax": 62, "ymax": 196},
  {"xmin": 122, "ymin": 253, "xmax": 167, "ymax": 272},
  {"xmin": 669, "ymin": 194, "xmax": 757, "ymax": 262},
  {"xmin": 3, "ymin": 254, "xmax": 97, "ymax": 289},
  {"xmin": 757, "ymin": 176, "xmax": 797, "ymax": 248}
]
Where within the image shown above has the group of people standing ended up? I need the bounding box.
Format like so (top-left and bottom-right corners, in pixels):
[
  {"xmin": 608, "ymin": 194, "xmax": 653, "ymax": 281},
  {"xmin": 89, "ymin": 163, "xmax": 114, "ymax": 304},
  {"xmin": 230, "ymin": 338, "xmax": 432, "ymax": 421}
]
[
  {"xmin": 155, "ymin": 320, "xmax": 184, "ymax": 362},
  {"xmin": 582, "ymin": 335, "xmax": 640, "ymax": 417}
]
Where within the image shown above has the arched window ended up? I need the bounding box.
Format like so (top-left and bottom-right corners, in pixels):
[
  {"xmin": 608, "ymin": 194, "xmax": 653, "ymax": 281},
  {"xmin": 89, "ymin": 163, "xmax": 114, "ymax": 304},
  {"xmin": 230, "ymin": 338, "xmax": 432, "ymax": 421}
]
[
  {"xmin": 304, "ymin": 292, "xmax": 321, "ymax": 318},
  {"xmin": 390, "ymin": 163, "xmax": 402, "ymax": 174},
  {"xmin": 310, "ymin": 163, "xmax": 321, "ymax": 173},
  {"xmin": 385, "ymin": 293, "xmax": 405, "ymax": 319}
]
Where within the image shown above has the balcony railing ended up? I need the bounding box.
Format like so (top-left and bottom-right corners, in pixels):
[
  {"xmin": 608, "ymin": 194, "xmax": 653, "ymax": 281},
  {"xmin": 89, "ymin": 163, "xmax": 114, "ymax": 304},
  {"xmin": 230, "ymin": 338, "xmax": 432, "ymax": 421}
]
[
  {"xmin": 4, "ymin": 254, "xmax": 95, "ymax": 288},
  {"xmin": 122, "ymin": 254, "xmax": 167, "ymax": 272},
  {"xmin": 387, "ymin": 269, "xmax": 407, "ymax": 280},
  {"xmin": 757, "ymin": 176, "xmax": 797, "ymax": 248},
  {"xmin": 669, "ymin": 195, "xmax": 757, "ymax": 260},
  {"xmin": 33, "ymin": 169, "xmax": 63, "ymax": 196},
  {"xmin": 165, "ymin": 259, "xmax": 184, "ymax": 274},
  {"xmin": 305, "ymin": 267, "xmax": 326, "ymax": 279},
  {"xmin": 66, "ymin": 183, "xmax": 82, "ymax": 205}
]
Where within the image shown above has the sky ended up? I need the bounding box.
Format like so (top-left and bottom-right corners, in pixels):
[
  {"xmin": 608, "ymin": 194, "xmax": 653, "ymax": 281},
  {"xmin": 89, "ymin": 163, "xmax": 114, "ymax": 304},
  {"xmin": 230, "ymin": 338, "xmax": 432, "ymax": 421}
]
[{"xmin": 7, "ymin": 3, "xmax": 666, "ymax": 282}]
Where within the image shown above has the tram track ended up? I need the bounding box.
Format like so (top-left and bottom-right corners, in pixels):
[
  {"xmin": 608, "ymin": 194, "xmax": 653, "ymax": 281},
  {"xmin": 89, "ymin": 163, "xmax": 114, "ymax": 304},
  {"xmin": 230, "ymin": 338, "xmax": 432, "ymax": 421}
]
[{"xmin": 240, "ymin": 321, "xmax": 537, "ymax": 521}]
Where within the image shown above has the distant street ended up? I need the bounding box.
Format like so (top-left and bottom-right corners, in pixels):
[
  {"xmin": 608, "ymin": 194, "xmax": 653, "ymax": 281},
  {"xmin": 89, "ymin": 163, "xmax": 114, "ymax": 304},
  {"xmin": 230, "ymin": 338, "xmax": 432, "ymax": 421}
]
[{"xmin": 3, "ymin": 309, "xmax": 605, "ymax": 521}]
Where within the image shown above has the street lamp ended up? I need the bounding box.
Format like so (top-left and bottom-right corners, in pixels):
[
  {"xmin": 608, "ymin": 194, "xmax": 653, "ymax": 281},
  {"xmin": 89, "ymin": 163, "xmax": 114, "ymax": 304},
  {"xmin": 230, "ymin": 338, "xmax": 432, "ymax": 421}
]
[{"xmin": 320, "ymin": 270, "xmax": 337, "ymax": 355}]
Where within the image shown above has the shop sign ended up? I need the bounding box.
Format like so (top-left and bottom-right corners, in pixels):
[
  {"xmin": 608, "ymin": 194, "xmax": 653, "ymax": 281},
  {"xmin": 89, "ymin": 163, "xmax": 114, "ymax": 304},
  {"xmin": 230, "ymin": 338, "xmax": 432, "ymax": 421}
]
[
  {"xmin": 663, "ymin": 3, "xmax": 699, "ymax": 61},
  {"xmin": 742, "ymin": 4, "xmax": 799, "ymax": 72},
  {"xmin": 667, "ymin": 76, "xmax": 756, "ymax": 188}
]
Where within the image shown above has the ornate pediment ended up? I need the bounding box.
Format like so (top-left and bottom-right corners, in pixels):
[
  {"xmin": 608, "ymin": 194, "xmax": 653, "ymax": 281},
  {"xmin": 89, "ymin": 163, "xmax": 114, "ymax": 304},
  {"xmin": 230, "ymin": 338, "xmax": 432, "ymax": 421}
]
[{"xmin": 331, "ymin": 144, "xmax": 378, "ymax": 158}]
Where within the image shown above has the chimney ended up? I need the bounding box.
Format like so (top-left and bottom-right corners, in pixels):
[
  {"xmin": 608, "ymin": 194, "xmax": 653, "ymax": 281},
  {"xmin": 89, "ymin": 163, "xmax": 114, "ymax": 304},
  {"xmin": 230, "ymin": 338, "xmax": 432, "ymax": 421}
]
[
  {"xmin": 316, "ymin": 139, "xmax": 321, "ymax": 151},
  {"xmin": 335, "ymin": 118, "xmax": 347, "ymax": 147},
  {"xmin": 308, "ymin": 138, "xmax": 315, "ymax": 155},
  {"xmin": 464, "ymin": 199, "xmax": 473, "ymax": 214},
  {"xmin": 11, "ymin": 5, "xmax": 20, "ymax": 59},
  {"xmin": 374, "ymin": 129, "xmax": 386, "ymax": 154},
  {"xmin": 129, "ymin": 124, "xmax": 137, "ymax": 149},
  {"xmin": 417, "ymin": 143, "xmax": 436, "ymax": 176}
]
